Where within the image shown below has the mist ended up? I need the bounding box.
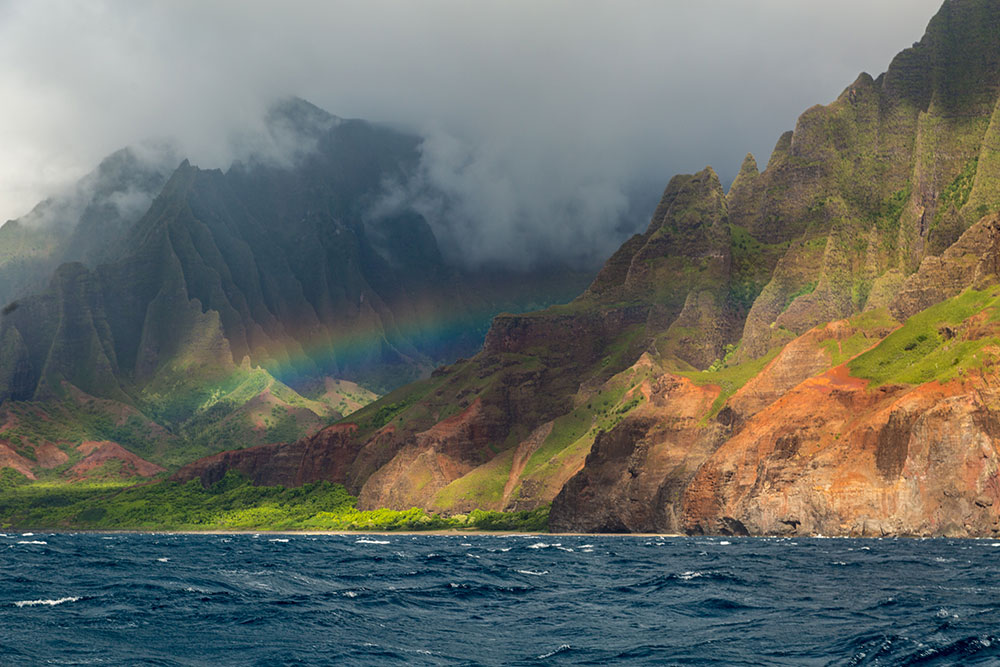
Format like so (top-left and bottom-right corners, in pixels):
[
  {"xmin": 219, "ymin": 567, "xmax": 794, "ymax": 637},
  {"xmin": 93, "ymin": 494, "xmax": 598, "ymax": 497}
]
[{"xmin": 0, "ymin": 0, "xmax": 944, "ymax": 268}]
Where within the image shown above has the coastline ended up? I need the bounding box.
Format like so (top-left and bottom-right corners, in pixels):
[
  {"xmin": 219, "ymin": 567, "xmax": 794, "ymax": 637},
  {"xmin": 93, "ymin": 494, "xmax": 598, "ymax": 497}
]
[{"xmin": 10, "ymin": 528, "xmax": 685, "ymax": 537}]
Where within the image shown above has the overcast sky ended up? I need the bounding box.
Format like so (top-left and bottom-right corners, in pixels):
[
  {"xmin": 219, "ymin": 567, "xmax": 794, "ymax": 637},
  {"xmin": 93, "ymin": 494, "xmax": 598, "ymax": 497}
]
[{"xmin": 0, "ymin": 0, "xmax": 944, "ymax": 266}]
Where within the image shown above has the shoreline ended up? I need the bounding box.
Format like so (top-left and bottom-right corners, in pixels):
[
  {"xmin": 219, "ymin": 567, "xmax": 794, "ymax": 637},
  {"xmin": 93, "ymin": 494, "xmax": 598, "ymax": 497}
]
[
  {"xmin": 8, "ymin": 529, "xmax": 999, "ymax": 539},
  {"xmin": 7, "ymin": 528, "xmax": 683, "ymax": 537}
]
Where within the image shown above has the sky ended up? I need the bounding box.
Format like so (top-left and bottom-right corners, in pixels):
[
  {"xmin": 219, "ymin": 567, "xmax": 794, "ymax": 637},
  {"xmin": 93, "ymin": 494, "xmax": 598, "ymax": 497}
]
[{"xmin": 0, "ymin": 0, "xmax": 945, "ymax": 267}]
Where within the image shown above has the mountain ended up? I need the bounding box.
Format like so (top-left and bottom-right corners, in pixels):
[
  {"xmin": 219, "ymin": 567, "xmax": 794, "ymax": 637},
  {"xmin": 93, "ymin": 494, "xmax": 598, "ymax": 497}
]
[
  {"xmin": 0, "ymin": 146, "xmax": 175, "ymax": 307},
  {"xmin": 174, "ymin": 0, "xmax": 1000, "ymax": 537},
  {"xmin": 0, "ymin": 98, "xmax": 590, "ymax": 479}
]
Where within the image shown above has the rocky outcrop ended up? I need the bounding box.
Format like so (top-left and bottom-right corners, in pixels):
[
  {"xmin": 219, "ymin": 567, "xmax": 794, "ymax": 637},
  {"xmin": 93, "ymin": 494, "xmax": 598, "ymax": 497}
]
[
  {"xmin": 549, "ymin": 374, "xmax": 724, "ymax": 533},
  {"xmin": 70, "ymin": 441, "xmax": 165, "ymax": 479},
  {"xmin": 891, "ymin": 212, "xmax": 1000, "ymax": 320},
  {"xmin": 681, "ymin": 370, "xmax": 1000, "ymax": 538},
  {"xmin": 171, "ymin": 423, "xmax": 361, "ymax": 488}
]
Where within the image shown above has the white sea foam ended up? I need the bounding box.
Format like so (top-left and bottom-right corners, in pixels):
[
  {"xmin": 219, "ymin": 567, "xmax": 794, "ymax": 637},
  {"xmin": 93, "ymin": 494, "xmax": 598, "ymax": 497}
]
[
  {"xmin": 528, "ymin": 542, "xmax": 560, "ymax": 549},
  {"xmin": 719, "ymin": 541, "xmax": 731, "ymax": 546},
  {"xmin": 21, "ymin": 533, "xmax": 33, "ymax": 537},
  {"xmin": 578, "ymin": 544, "xmax": 594, "ymax": 549},
  {"xmin": 14, "ymin": 597, "xmax": 79, "ymax": 607},
  {"xmin": 537, "ymin": 644, "xmax": 570, "ymax": 659},
  {"xmin": 678, "ymin": 571, "xmax": 702, "ymax": 580},
  {"xmin": 268, "ymin": 538, "xmax": 289, "ymax": 543},
  {"xmin": 17, "ymin": 540, "xmax": 47, "ymax": 545},
  {"xmin": 356, "ymin": 538, "xmax": 390, "ymax": 545},
  {"xmin": 156, "ymin": 557, "xmax": 169, "ymax": 562},
  {"xmin": 342, "ymin": 590, "xmax": 359, "ymax": 598},
  {"xmin": 517, "ymin": 569, "xmax": 548, "ymax": 576}
]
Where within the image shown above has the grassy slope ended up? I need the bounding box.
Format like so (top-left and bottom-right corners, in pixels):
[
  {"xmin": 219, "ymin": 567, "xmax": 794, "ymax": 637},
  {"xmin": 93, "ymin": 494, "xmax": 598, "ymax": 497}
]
[
  {"xmin": 0, "ymin": 468, "xmax": 547, "ymax": 532},
  {"xmin": 849, "ymin": 286, "xmax": 1000, "ymax": 386}
]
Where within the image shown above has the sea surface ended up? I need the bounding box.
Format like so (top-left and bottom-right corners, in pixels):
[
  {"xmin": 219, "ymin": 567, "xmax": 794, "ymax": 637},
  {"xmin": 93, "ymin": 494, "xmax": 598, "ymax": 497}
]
[{"xmin": 3, "ymin": 533, "xmax": 1000, "ymax": 665}]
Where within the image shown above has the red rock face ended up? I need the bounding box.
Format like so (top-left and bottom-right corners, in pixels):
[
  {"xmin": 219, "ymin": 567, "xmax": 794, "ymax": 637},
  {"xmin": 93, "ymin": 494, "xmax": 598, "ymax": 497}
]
[
  {"xmin": 680, "ymin": 370, "xmax": 1000, "ymax": 537},
  {"xmin": 0, "ymin": 443, "xmax": 35, "ymax": 480},
  {"xmin": 171, "ymin": 423, "xmax": 361, "ymax": 488},
  {"xmin": 71, "ymin": 441, "xmax": 165, "ymax": 479},
  {"xmin": 550, "ymin": 374, "xmax": 723, "ymax": 533}
]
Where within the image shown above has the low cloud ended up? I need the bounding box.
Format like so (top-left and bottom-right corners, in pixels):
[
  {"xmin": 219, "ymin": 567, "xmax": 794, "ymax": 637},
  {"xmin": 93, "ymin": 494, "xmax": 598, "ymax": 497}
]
[{"xmin": 0, "ymin": 0, "xmax": 943, "ymax": 267}]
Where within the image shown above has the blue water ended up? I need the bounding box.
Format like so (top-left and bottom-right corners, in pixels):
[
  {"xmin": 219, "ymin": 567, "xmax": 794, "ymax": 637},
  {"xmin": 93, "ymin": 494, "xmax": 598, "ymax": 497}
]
[{"xmin": 3, "ymin": 534, "xmax": 1000, "ymax": 665}]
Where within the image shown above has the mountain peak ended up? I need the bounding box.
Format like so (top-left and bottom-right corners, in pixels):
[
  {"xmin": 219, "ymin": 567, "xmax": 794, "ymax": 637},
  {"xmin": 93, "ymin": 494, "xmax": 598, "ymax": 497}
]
[{"xmin": 266, "ymin": 96, "xmax": 341, "ymax": 137}]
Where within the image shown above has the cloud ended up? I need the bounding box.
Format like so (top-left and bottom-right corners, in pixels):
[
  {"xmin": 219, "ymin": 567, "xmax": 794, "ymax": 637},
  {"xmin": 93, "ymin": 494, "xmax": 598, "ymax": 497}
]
[{"xmin": 0, "ymin": 0, "xmax": 944, "ymax": 267}]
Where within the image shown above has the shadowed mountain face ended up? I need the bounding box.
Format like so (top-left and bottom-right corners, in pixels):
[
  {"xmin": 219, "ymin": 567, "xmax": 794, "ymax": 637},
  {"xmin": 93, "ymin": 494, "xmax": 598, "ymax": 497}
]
[
  {"xmin": 171, "ymin": 0, "xmax": 1000, "ymax": 537},
  {"xmin": 0, "ymin": 147, "xmax": 175, "ymax": 308},
  {"xmin": 0, "ymin": 99, "xmax": 591, "ymax": 477}
]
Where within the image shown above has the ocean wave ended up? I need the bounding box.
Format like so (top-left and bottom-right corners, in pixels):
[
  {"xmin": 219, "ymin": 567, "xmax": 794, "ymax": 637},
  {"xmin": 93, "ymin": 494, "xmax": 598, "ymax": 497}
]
[
  {"xmin": 17, "ymin": 540, "xmax": 47, "ymax": 545},
  {"xmin": 356, "ymin": 538, "xmax": 390, "ymax": 545},
  {"xmin": 13, "ymin": 597, "xmax": 80, "ymax": 608},
  {"xmin": 536, "ymin": 644, "xmax": 571, "ymax": 659}
]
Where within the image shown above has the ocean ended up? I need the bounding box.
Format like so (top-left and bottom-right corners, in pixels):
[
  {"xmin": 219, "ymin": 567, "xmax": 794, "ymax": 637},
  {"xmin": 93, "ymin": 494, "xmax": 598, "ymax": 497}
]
[{"xmin": 2, "ymin": 533, "xmax": 1000, "ymax": 665}]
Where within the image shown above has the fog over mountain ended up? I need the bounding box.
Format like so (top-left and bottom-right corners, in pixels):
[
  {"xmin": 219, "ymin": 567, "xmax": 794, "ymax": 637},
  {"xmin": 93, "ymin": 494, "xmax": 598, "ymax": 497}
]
[{"xmin": 0, "ymin": 0, "xmax": 941, "ymax": 267}]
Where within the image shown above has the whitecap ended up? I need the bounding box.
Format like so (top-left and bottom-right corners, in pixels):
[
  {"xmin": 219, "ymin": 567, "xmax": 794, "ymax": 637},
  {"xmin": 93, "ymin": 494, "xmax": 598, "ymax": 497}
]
[
  {"xmin": 14, "ymin": 597, "xmax": 79, "ymax": 608},
  {"xmin": 678, "ymin": 571, "xmax": 702, "ymax": 580},
  {"xmin": 342, "ymin": 590, "xmax": 359, "ymax": 598},
  {"xmin": 156, "ymin": 557, "xmax": 169, "ymax": 563},
  {"xmin": 528, "ymin": 542, "xmax": 559, "ymax": 549},
  {"xmin": 719, "ymin": 541, "xmax": 731, "ymax": 546},
  {"xmin": 268, "ymin": 538, "xmax": 289, "ymax": 543},
  {"xmin": 578, "ymin": 544, "xmax": 594, "ymax": 549},
  {"xmin": 517, "ymin": 569, "xmax": 548, "ymax": 576},
  {"xmin": 460, "ymin": 543, "xmax": 472, "ymax": 547},
  {"xmin": 21, "ymin": 533, "xmax": 33, "ymax": 537},
  {"xmin": 17, "ymin": 540, "xmax": 46, "ymax": 545},
  {"xmin": 537, "ymin": 644, "xmax": 570, "ymax": 659},
  {"xmin": 356, "ymin": 538, "xmax": 390, "ymax": 545}
]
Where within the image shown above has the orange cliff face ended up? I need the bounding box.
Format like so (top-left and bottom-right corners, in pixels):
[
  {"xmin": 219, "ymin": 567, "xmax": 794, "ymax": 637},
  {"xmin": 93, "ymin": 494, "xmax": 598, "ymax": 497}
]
[{"xmin": 681, "ymin": 370, "xmax": 1000, "ymax": 538}]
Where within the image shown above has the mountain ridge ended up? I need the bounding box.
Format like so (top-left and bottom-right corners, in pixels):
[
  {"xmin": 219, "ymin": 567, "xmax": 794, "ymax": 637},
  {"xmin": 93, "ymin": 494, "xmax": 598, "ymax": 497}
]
[{"xmin": 171, "ymin": 0, "xmax": 1000, "ymax": 537}]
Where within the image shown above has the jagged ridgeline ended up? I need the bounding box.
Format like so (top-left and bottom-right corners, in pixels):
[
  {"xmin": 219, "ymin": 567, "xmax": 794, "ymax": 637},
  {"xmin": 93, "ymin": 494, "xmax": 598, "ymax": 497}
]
[
  {"xmin": 173, "ymin": 0, "xmax": 1000, "ymax": 537},
  {"xmin": 0, "ymin": 99, "xmax": 589, "ymax": 478}
]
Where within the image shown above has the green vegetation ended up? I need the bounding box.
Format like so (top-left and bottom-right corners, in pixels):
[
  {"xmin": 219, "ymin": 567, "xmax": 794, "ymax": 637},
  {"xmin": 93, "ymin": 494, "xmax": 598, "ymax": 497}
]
[
  {"xmin": 681, "ymin": 345, "xmax": 782, "ymax": 418},
  {"xmin": 939, "ymin": 157, "xmax": 979, "ymax": 214},
  {"xmin": 848, "ymin": 287, "xmax": 1000, "ymax": 386},
  {"xmin": 0, "ymin": 470, "xmax": 549, "ymax": 532},
  {"xmin": 782, "ymin": 280, "xmax": 818, "ymax": 312},
  {"xmin": 818, "ymin": 309, "xmax": 898, "ymax": 367},
  {"xmin": 728, "ymin": 224, "xmax": 791, "ymax": 312}
]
